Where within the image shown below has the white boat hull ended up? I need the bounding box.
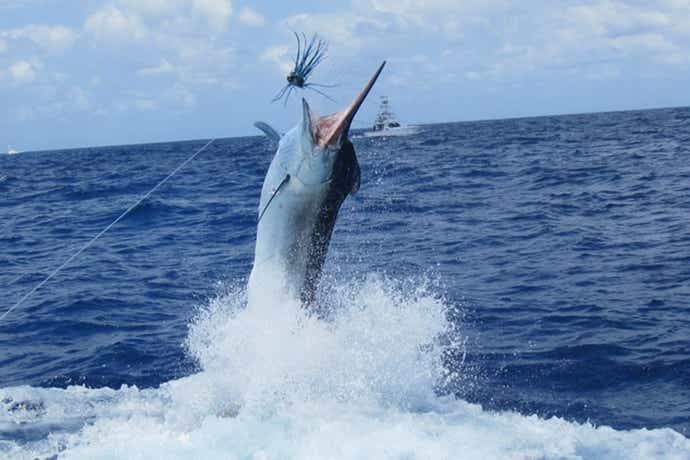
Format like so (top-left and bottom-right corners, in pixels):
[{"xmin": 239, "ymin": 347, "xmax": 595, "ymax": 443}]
[{"xmin": 362, "ymin": 126, "xmax": 418, "ymax": 138}]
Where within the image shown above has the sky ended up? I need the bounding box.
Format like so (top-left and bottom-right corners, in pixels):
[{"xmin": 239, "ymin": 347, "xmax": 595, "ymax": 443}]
[{"xmin": 1, "ymin": 0, "xmax": 689, "ymax": 151}]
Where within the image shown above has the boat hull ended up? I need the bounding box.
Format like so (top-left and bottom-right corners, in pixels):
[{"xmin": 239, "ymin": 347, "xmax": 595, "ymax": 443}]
[{"xmin": 362, "ymin": 126, "xmax": 418, "ymax": 138}]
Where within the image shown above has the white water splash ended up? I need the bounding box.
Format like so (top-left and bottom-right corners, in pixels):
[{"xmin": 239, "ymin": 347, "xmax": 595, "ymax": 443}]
[{"xmin": 1, "ymin": 274, "xmax": 689, "ymax": 459}]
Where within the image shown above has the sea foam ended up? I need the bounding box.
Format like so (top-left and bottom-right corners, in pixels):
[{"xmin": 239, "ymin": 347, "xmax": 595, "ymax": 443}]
[{"xmin": 1, "ymin": 274, "xmax": 689, "ymax": 459}]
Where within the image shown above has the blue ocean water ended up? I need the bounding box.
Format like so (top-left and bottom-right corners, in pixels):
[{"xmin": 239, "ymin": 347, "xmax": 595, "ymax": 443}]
[{"xmin": 1, "ymin": 106, "xmax": 690, "ymax": 458}]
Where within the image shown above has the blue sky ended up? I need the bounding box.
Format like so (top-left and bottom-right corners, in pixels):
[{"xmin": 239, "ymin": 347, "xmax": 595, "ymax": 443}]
[{"xmin": 1, "ymin": 0, "xmax": 689, "ymax": 151}]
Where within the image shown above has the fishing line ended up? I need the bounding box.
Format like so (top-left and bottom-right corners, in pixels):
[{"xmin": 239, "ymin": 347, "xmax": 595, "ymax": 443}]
[{"xmin": 0, "ymin": 138, "xmax": 216, "ymax": 323}]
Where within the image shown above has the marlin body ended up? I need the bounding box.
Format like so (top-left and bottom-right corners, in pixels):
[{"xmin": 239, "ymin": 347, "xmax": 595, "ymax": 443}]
[{"xmin": 248, "ymin": 62, "xmax": 385, "ymax": 306}]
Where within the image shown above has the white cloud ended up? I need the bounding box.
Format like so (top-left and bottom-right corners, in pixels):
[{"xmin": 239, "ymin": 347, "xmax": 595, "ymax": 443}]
[
  {"xmin": 84, "ymin": 5, "xmax": 147, "ymax": 42},
  {"xmin": 115, "ymin": 0, "xmax": 233, "ymax": 31},
  {"xmin": 260, "ymin": 44, "xmax": 291, "ymax": 73},
  {"xmin": 358, "ymin": 0, "xmax": 507, "ymax": 27},
  {"xmin": 81, "ymin": 0, "xmax": 237, "ymax": 99},
  {"xmin": 7, "ymin": 2, "xmax": 690, "ymax": 119},
  {"xmin": 1, "ymin": 24, "xmax": 77, "ymax": 51},
  {"xmin": 361, "ymin": 0, "xmax": 690, "ymax": 86},
  {"xmin": 559, "ymin": 1, "xmax": 690, "ymax": 66},
  {"xmin": 172, "ymin": 40, "xmax": 235, "ymax": 87},
  {"xmin": 239, "ymin": 6, "xmax": 265, "ymax": 27},
  {"xmin": 191, "ymin": 0, "xmax": 232, "ymax": 31},
  {"xmin": 10, "ymin": 84, "xmax": 92, "ymax": 121},
  {"xmin": 567, "ymin": 1, "xmax": 671, "ymax": 36},
  {"xmin": 0, "ymin": 38, "xmax": 6, "ymax": 53},
  {"xmin": 166, "ymin": 83, "xmax": 196, "ymax": 108},
  {"xmin": 137, "ymin": 58, "xmax": 174, "ymax": 76},
  {"xmin": 110, "ymin": 84, "xmax": 196, "ymax": 115},
  {"xmin": 278, "ymin": 0, "xmax": 503, "ymax": 62},
  {"xmin": 8, "ymin": 59, "xmax": 40, "ymax": 84},
  {"xmin": 119, "ymin": 0, "xmax": 177, "ymax": 17},
  {"xmin": 610, "ymin": 32, "xmax": 676, "ymax": 54},
  {"xmin": 284, "ymin": 13, "xmax": 387, "ymax": 54}
]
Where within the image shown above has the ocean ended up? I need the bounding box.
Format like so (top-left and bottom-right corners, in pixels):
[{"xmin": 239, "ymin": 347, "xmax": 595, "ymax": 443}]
[{"xmin": 1, "ymin": 106, "xmax": 690, "ymax": 458}]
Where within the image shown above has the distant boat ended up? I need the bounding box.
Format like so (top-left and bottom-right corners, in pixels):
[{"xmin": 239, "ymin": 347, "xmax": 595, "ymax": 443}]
[
  {"xmin": 363, "ymin": 96, "xmax": 417, "ymax": 138},
  {"xmin": 7, "ymin": 145, "xmax": 21, "ymax": 155}
]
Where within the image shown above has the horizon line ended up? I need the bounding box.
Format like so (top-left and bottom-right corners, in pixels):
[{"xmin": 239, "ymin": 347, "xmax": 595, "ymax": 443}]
[{"xmin": 6, "ymin": 103, "xmax": 689, "ymax": 155}]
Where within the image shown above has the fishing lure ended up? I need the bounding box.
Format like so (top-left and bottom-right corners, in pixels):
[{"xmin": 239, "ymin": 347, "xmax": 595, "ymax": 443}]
[{"xmin": 272, "ymin": 32, "xmax": 334, "ymax": 104}]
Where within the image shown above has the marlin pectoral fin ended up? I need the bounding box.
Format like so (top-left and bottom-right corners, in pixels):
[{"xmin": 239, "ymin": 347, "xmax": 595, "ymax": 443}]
[
  {"xmin": 351, "ymin": 154, "xmax": 361, "ymax": 194},
  {"xmin": 254, "ymin": 121, "xmax": 281, "ymax": 144},
  {"xmin": 257, "ymin": 174, "xmax": 290, "ymax": 223}
]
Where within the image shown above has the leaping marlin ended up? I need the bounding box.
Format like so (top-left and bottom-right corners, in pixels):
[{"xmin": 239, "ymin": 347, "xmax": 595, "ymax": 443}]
[{"xmin": 249, "ymin": 62, "xmax": 386, "ymax": 307}]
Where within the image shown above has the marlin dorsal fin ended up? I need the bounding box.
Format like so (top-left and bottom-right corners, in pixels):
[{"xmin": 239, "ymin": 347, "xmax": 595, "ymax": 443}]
[{"xmin": 254, "ymin": 121, "xmax": 281, "ymax": 144}]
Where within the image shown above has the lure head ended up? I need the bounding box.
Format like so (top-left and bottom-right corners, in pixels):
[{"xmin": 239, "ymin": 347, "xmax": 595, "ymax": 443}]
[
  {"xmin": 287, "ymin": 71, "xmax": 305, "ymax": 88},
  {"xmin": 281, "ymin": 61, "xmax": 386, "ymax": 186}
]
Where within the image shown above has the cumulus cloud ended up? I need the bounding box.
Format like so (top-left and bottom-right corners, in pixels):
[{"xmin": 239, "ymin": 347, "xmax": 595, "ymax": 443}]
[
  {"xmin": 567, "ymin": 1, "xmax": 671, "ymax": 36},
  {"xmin": 104, "ymin": 83, "xmax": 196, "ymax": 116},
  {"xmin": 173, "ymin": 41, "xmax": 235, "ymax": 87},
  {"xmin": 82, "ymin": 0, "xmax": 237, "ymax": 97},
  {"xmin": 357, "ymin": 0, "xmax": 506, "ymax": 30},
  {"xmin": 137, "ymin": 58, "xmax": 174, "ymax": 76},
  {"xmin": 192, "ymin": 0, "xmax": 232, "ymax": 31},
  {"xmin": 4, "ymin": 0, "xmax": 690, "ymax": 137},
  {"xmin": 10, "ymin": 83, "xmax": 92, "ymax": 121},
  {"xmin": 165, "ymin": 83, "xmax": 196, "ymax": 108},
  {"xmin": 84, "ymin": 5, "xmax": 147, "ymax": 42},
  {"xmin": 8, "ymin": 59, "xmax": 40, "ymax": 84},
  {"xmin": 118, "ymin": 0, "xmax": 177, "ymax": 17},
  {"xmin": 260, "ymin": 44, "xmax": 292, "ymax": 73},
  {"xmin": 558, "ymin": 1, "xmax": 690, "ymax": 66},
  {"xmin": 115, "ymin": 0, "xmax": 233, "ymax": 32},
  {"xmin": 1, "ymin": 24, "xmax": 77, "ymax": 51},
  {"xmin": 276, "ymin": 0, "xmax": 504, "ymax": 64},
  {"xmin": 239, "ymin": 6, "xmax": 265, "ymax": 27},
  {"xmin": 363, "ymin": 0, "xmax": 459, "ymax": 23},
  {"xmin": 283, "ymin": 12, "xmax": 387, "ymax": 54},
  {"xmin": 330, "ymin": 0, "xmax": 690, "ymax": 87}
]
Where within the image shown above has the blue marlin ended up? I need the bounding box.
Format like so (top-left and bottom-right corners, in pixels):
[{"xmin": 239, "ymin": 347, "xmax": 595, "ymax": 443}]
[{"xmin": 249, "ymin": 62, "xmax": 386, "ymax": 306}]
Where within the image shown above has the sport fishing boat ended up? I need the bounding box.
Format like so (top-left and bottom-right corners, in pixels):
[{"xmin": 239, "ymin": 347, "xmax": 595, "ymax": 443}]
[
  {"xmin": 364, "ymin": 96, "xmax": 416, "ymax": 137},
  {"xmin": 7, "ymin": 145, "xmax": 21, "ymax": 155}
]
